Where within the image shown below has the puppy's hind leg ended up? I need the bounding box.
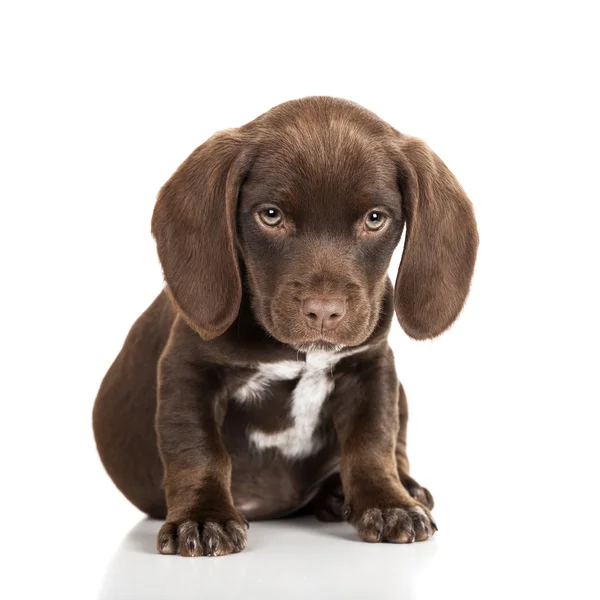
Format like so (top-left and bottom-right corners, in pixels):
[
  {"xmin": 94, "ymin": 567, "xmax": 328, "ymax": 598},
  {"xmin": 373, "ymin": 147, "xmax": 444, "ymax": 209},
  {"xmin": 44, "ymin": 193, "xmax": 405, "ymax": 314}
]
[{"xmin": 310, "ymin": 473, "xmax": 345, "ymax": 522}]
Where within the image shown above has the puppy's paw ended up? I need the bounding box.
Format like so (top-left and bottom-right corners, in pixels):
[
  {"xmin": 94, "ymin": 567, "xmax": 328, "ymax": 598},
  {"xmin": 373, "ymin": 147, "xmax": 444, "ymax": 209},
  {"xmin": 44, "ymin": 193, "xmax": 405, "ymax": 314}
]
[
  {"xmin": 399, "ymin": 473, "xmax": 435, "ymax": 509},
  {"xmin": 346, "ymin": 502, "xmax": 436, "ymax": 544},
  {"xmin": 157, "ymin": 515, "xmax": 248, "ymax": 557}
]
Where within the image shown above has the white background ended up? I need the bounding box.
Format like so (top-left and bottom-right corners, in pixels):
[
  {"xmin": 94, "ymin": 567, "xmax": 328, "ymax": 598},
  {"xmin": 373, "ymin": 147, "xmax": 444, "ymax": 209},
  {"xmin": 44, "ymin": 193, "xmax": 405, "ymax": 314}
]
[{"xmin": 1, "ymin": 1, "xmax": 599, "ymax": 598}]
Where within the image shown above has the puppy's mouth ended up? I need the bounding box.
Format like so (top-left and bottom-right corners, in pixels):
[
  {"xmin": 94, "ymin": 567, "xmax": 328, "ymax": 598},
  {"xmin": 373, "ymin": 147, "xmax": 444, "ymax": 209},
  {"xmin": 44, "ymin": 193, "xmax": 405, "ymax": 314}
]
[
  {"xmin": 292, "ymin": 340, "xmax": 346, "ymax": 354},
  {"xmin": 265, "ymin": 306, "xmax": 372, "ymax": 352}
]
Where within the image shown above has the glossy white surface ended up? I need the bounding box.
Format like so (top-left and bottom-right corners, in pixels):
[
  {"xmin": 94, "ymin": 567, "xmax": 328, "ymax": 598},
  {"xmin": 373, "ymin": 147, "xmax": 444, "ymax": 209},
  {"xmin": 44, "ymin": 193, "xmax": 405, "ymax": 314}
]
[
  {"xmin": 75, "ymin": 508, "xmax": 599, "ymax": 599},
  {"xmin": 99, "ymin": 518, "xmax": 436, "ymax": 600}
]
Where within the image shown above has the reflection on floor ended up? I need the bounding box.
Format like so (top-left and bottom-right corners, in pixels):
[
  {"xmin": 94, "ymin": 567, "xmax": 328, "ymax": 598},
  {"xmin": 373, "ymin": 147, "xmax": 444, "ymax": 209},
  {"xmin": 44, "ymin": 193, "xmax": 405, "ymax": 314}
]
[{"xmin": 97, "ymin": 516, "xmax": 438, "ymax": 600}]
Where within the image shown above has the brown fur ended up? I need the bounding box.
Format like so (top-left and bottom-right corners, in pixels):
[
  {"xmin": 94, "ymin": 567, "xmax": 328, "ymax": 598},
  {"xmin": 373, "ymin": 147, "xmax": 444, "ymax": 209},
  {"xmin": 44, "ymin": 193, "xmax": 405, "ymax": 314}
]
[{"xmin": 93, "ymin": 96, "xmax": 478, "ymax": 556}]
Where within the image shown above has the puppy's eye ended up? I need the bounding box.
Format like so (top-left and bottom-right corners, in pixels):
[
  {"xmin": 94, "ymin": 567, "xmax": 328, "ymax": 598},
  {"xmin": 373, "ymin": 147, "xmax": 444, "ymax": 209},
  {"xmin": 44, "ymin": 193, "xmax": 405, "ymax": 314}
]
[
  {"xmin": 364, "ymin": 210, "xmax": 388, "ymax": 231},
  {"xmin": 258, "ymin": 207, "xmax": 283, "ymax": 227}
]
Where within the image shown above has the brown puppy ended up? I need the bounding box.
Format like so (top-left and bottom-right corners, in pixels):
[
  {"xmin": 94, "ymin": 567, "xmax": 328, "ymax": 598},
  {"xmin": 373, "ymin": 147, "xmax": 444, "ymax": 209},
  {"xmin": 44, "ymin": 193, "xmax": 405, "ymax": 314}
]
[{"xmin": 93, "ymin": 96, "xmax": 478, "ymax": 557}]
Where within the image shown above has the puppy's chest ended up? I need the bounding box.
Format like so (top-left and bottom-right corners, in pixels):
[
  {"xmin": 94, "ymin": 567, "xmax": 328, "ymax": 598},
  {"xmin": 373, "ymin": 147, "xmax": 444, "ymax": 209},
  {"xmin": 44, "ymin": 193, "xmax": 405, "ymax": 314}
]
[{"xmin": 230, "ymin": 353, "xmax": 341, "ymax": 459}]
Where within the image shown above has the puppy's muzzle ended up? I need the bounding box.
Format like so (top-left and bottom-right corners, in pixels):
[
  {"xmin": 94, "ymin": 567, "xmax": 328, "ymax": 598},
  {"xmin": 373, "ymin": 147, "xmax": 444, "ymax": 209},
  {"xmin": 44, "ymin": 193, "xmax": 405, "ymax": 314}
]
[{"xmin": 301, "ymin": 297, "xmax": 347, "ymax": 332}]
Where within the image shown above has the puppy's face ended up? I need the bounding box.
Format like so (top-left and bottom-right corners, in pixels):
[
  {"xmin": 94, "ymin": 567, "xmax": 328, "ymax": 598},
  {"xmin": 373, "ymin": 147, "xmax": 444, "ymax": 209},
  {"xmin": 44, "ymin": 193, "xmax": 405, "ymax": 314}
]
[
  {"xmin": 237, "ymin": 134, "xmax": 403, "ymax": 351},
  {"xmin": 152, "ymin": 97, "xmax": 478, "ymax": 346}
]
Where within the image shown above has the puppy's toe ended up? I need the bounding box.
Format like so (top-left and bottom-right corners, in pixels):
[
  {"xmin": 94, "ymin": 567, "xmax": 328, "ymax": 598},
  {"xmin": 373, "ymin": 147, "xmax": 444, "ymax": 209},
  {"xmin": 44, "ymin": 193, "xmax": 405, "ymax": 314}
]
[
  {"xmin": 201, "ymin": 520, "xmax": 247, "ymax": 556},
  {"xmin": 410, "ymin": 506, "xmax": 437, "ymax": 541},
  {"xmin": 157, "ymin": 522, "xmax": 178, "ymax": 555},
  {"xmin": 178, "ymin": 521, "xmax": 203, "ymax": 557},
  {"xmin": 355, "ymin": 508, "xmax": 385, "ymax": 543},
  {"xmin": 381, "ymin": 507, "xmax": 415, "ymax": 543}
]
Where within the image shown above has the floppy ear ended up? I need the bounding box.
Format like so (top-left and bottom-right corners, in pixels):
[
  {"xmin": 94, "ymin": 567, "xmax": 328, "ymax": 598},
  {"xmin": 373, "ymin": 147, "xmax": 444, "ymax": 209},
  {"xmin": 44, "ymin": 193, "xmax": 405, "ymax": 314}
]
[
  {"xmin": 151, "ymin": 129, "xmax": 251, "ymax": 340},
  {"xmin": 391, "ymin": 135, "xmax": 479, "ymax": 340}
]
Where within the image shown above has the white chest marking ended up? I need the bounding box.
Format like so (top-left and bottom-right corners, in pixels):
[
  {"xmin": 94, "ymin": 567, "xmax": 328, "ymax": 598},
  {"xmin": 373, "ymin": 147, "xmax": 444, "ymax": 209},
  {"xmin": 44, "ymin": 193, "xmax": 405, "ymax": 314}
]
[
  {"xmin": 234, "ymin": 348, "xmax": 368, "ymax": 459},
  {"xmin": 234, "ymin": 360, "xmax": 304, "ymax": 402}
]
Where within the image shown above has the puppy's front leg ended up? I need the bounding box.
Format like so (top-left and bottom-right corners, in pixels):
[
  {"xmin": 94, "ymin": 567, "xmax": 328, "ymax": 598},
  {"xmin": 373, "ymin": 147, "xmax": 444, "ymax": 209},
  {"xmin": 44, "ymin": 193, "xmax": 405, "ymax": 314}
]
[
  {"xmin": 155, "ymin": 331, "xmax": 246, "ymax": 557},
  {"xmin": 333, "ymin": 348, "xmax": 436, "ymax": 544}
]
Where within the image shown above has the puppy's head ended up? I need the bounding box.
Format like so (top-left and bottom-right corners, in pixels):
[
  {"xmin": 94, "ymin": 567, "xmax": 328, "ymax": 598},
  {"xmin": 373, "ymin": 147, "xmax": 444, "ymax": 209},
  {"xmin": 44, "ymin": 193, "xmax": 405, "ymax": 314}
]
[{"xmin": 152, "ymin": 97, "xmax": 478, "ymax": 350}]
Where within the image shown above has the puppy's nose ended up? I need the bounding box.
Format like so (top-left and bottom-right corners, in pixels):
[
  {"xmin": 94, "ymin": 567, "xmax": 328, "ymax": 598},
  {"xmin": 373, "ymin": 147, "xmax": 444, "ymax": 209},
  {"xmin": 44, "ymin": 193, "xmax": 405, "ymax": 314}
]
[{"xmin": 302, "ymin": 297, "xmax": 347, "ymax": 332}]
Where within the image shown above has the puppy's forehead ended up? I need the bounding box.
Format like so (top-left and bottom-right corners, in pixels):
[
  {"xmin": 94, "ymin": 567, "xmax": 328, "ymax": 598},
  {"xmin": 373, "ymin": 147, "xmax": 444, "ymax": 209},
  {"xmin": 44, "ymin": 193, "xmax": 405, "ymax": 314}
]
[
  {"xmin": 242, "ymin": 110, "xmax": 399, "ymax": 215},
  {"xmin": 249, "ymin": 96, "xmax": 391, "ymax": 139}
]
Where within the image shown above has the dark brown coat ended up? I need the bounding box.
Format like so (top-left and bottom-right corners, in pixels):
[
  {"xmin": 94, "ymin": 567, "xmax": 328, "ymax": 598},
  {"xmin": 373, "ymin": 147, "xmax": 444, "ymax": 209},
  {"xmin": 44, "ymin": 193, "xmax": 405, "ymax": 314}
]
[{"xmin": 93, "ymin": 96, "xmax": 478, "ymax": 557}]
